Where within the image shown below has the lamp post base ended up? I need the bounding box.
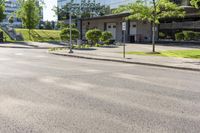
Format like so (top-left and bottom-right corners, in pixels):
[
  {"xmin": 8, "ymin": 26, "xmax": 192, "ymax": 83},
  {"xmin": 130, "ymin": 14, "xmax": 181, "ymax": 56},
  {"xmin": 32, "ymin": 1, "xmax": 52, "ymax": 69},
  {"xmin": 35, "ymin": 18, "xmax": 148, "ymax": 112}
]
[{"xmin": 69, "ymin": 49, "xmax": 74, "ymax": 53}]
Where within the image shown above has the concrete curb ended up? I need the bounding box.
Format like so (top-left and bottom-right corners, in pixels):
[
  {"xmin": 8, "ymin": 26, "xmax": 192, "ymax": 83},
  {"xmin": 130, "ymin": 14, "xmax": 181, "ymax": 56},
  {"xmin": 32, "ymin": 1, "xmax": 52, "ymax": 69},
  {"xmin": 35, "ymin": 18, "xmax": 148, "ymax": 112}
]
[
  {"xmin": 50, "ymin": 52, "xmax": 200, "ymax": 72},
  {"xmin": 0, "ymin": 45, "xmax": 66, "ymax": 49}
]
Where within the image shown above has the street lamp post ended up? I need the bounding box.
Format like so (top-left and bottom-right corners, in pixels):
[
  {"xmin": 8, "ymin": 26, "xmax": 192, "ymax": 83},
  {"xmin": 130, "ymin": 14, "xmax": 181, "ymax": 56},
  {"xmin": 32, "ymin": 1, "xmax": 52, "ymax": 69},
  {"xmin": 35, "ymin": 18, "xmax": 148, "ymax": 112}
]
[{"xmin": 69, "ymin": 11, "xmax": 73, "ymax": 53}]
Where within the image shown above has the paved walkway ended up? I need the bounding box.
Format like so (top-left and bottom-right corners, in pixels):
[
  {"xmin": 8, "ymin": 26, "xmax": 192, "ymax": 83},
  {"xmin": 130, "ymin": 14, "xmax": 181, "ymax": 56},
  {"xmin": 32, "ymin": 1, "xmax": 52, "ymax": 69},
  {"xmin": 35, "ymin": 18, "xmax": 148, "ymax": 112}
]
[
  {"xmin": 0, "ymin": 42, "xmax": 65, "ymax": 49},
  {"xmin": 51, "ymin": 44, "xmax": 200, "ymax": 71}
]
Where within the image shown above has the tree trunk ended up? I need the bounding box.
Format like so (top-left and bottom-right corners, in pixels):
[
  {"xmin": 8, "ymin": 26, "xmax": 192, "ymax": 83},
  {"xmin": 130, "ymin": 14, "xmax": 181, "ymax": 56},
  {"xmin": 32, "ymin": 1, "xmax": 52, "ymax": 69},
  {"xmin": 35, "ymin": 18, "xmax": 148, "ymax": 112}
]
[
  {"xmin": 152, "ymin": 0, "xmax": 156, "ymax": 53},
  {"xmin": 152, "ymin": 22, "xmax": 155, "ymax": 53},
  {"xmin": 29, "ymin": 29, "xmax": 31, "ymax": 40}
]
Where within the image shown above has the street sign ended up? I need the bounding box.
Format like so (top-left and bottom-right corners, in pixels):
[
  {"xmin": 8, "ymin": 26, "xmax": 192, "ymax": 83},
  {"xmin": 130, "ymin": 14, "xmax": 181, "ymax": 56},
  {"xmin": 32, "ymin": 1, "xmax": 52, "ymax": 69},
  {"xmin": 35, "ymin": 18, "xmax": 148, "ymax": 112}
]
[{"xmin": 122, "ymin": 22, "xmax": 126, "ymax": 31}]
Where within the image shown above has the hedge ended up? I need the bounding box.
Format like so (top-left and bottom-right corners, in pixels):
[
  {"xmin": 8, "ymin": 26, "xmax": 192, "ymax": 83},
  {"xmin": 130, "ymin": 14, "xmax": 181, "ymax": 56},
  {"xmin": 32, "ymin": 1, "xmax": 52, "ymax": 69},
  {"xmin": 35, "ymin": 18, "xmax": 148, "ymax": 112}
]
[{"xmin": 175, "ymin": 31, "xmax": 200, "ymax": 41}]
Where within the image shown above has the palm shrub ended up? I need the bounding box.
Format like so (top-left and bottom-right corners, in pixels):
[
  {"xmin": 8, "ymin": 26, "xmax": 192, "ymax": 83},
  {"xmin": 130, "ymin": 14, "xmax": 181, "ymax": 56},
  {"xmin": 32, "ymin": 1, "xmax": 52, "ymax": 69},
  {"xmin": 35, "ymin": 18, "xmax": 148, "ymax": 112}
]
[
  {"xmin": 60, "ymin": 28, "xmax": 80, "ymax": 42},
  {"xmin": 100, "ymin": 31, "xmax": 112, "ymax": 44},
  {"xmin": 86, "ymin": 29, "xmax": 102, "ymax": 46}
]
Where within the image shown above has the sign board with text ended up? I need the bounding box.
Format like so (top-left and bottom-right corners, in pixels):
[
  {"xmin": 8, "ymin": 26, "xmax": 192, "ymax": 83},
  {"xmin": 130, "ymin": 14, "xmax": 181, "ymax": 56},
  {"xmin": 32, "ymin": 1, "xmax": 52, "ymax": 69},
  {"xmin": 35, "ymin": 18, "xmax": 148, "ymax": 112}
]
[{"xmin": 122, "ymin": 22, "xmax": 126, "ymax": 31}]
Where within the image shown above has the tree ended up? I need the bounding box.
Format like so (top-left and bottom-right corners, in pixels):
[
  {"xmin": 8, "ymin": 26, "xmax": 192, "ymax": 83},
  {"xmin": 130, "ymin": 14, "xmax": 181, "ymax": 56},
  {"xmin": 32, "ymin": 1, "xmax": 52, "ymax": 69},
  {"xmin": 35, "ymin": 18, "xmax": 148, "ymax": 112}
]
[
  {"xmin": 17, "ymin": 0, "xmax": 42, "ymax": 39},
  {"xmin": 100, "ymin": 31, "xmax": 112, "ymax": 44},
  {"xmin": 54, "ymin": 0, "xmax": 111, "ymax": 21},
  {"xmin": 60, "ymin": 28, "xmax": 80, "ymax": 42},
  {"xmin": 0, "ymin": 0, "xmax": 6, "ymax": 23},
  {"xmin": 190, "ymin": 0, "xmax": 200, "ymax": 8},
  {"xmin": 86, "ymin": 29, "xmax": 102, "ymax": 46},
  {"xmin": 114, "ymin": 0, "xmax": 185, "ymax": 52}
]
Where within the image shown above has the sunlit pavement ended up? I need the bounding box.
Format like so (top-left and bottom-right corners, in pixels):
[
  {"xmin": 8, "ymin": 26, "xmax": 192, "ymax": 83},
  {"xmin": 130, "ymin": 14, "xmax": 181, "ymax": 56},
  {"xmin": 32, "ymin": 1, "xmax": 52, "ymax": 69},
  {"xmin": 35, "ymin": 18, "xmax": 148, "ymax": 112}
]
[{"xmin": 0, "ymin": 48, "xmax": 200, "ymax": 133}]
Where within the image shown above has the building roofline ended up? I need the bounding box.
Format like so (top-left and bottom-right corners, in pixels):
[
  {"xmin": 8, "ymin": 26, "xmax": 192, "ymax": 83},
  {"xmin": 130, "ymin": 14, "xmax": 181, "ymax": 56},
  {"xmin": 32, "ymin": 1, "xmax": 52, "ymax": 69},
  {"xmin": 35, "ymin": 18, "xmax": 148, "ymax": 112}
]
[{"xmin": 81, "ymin": 12, "xmax": 130, "ymax": 21}]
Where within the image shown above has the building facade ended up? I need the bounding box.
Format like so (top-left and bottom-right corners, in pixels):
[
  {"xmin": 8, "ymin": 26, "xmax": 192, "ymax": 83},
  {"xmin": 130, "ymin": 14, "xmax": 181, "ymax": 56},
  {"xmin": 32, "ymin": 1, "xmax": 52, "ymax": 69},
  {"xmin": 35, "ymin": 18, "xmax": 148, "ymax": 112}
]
[
  {"xmin": 80, "ymin": 13, "xmax": 153, "ymax": 43},
  {"xmin": 2, "ymin": 0, "xmax": 22, "ymax": 27},
  {"xmin": 64, "ymin": 0, "xmax": 199, "ymax": 42}
]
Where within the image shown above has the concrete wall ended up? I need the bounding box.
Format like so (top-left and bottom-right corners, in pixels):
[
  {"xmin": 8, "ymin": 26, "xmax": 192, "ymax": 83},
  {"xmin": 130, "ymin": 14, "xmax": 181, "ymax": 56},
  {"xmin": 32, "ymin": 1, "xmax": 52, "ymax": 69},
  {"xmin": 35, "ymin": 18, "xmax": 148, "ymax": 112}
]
[{"xmin": 136, "ymin": 21, "xmax": 152, "ymax": 42}]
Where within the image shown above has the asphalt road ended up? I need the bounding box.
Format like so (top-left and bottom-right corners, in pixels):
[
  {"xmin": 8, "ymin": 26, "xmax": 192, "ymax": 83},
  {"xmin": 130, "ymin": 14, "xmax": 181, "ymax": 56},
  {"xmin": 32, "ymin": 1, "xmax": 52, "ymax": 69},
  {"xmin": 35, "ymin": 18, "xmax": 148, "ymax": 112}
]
[{"xmin": 0, "ymin": 48, "xmax": 200, "ymax": 133}]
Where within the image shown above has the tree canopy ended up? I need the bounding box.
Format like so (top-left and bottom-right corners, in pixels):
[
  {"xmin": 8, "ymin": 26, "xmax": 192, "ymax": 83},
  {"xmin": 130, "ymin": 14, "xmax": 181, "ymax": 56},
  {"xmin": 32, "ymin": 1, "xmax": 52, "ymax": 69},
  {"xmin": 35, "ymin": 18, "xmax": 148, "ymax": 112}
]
[
  {"xmin": 0, "ymin": 0, "xmax": 6, "ymax": 22},
  {"xmin": 17, "ymin": 0, "xmax": 42, "ymax": 29},
  {"xmin": 114, "ymin": 0, "xmax": 185, "ymax": 24},
  {"xmin": 54, "ymin": 0, "xmax": 111, "ymax": 20},
  {"xmin": 17, "ymin": 0, "xmax": 42, "ymax": 39},
  {"xmin": 190, "ymin": 0, "xmax": 200, "ymax": 8}
]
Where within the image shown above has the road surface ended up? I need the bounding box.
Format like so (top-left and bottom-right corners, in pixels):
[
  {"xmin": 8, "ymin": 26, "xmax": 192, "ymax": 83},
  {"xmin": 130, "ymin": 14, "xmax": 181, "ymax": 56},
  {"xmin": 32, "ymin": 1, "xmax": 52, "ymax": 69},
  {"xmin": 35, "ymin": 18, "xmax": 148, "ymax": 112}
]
[{"xmin": 0, "ymin": 48, "xmax": 200, "ymax": 133}]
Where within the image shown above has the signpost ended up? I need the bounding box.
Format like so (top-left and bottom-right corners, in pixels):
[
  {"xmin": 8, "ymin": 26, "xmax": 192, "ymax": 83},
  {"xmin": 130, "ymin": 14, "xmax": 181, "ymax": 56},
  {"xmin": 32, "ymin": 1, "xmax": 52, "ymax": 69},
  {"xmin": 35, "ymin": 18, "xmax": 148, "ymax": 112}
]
[
  {"xmin": 69, "ymin": 11, "xmax": 73, "ymax": 53},
  {"xmin": 122, "ymin": 22, "xmax": 126, "ymax": 58}
]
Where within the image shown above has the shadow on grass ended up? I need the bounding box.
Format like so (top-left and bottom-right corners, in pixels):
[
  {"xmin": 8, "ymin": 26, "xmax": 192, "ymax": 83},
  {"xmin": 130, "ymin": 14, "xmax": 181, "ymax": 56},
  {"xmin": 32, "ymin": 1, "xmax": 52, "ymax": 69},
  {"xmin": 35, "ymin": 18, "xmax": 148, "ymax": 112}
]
[{"xmin": 30, "ymin": 30, "xmax": 44, "ymax": 42}]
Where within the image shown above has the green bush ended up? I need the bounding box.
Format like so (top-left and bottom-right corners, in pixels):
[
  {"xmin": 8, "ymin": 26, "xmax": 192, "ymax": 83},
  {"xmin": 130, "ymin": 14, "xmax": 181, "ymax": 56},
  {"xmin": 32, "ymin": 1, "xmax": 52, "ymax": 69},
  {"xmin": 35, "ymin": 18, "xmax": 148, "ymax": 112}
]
[
  {"xmin": 159, "ymin": 32, "xmax": 166, "ymax": 39},
  {"xmin": 183, "ymin": 31, "xmax": 195, "ymax": 41},
  {"xmin": 60, "ymin": 28, "xmax": 79, "ymax": 41},
  {"xmin": 175, "ymin": 31, "xmax": 200, "ymax": 41},
  {"xmin": 100, "ymin": 31, "xmax": 112, "ymax": 44},
  {"xmin": 175, "ymin": 32, "xmax": 184, "ymax": 41},
  {"xmin": 194, "ymin": 32, "xmax": 200, "ymax": 40},
  {"xmin": 86, "ymin": 29, "xmax": 102, "ymax": 46},
  {"xmin": 95, "ymin": 43, "xmax": 102, "ymax": 47}
]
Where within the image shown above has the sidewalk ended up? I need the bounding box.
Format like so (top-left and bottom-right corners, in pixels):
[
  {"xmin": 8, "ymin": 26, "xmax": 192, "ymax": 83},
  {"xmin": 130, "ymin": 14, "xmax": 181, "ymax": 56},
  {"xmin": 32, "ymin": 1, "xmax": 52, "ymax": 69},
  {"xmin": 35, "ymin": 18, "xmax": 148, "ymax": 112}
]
[
  {"xmin": 50, "ymin": 45, "xmax": 200, "ymax": 72},
  {"xmin": 0, "ymin": 42, "xmax": 66, "ymax": 49}
]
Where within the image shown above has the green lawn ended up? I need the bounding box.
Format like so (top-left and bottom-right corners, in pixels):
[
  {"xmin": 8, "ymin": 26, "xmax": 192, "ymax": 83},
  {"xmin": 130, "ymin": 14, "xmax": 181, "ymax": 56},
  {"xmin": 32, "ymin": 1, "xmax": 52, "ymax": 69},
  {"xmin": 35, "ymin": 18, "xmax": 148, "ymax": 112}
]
[
  {"xmin": 15, "ymin": 29, "xmax": 61, "ymax": 42},
  {"xmin": 126, "ymin": 50, "xmax": 200, "ymax": 59}
]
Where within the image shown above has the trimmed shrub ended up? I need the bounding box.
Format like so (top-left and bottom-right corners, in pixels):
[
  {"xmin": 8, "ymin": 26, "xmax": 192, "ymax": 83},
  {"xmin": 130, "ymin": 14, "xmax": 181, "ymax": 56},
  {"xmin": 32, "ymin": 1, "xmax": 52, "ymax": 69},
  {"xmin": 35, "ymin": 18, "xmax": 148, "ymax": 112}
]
[
  {"xmin": 159, "ymin": 32, "xmax": 166, "ymax": 39},
  {"xmin": 194, "ymin": 32, "xmax": 200, "ymax": 40},
  {"xmin": 100, "ymin": 31, "xmax": 113, "ymax": 44},
  {"xmin": 60, "ymin": 28, "xmax": 80, "ymax": 42},
  {"xmin": 175, "ymin": 32, "xmax": 184, "ymax": 41},
  {"xmin": 95, "ymin": 43, "xmax": 102, "ymax": 47},
  {"xmin": 86, "ymin": 29, "xmax": 102, "ymax": 46},
  {"xmin": 183, "ymin": 31, "xmax": 195, "ymax": 41}
]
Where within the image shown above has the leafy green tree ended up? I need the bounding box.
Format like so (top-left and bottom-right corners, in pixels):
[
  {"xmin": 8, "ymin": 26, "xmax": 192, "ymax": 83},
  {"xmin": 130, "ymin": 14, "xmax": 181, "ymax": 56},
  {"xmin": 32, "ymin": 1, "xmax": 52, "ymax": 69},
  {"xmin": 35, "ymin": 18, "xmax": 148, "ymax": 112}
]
[
  {"xmin": 190, "ymin": 0, "xmax": 200, "ymax": 8},
  {"xmin": 54, "ymin": 0, "xmax": 111, "ymax": 20},
  {"xmin": 0, "ymin": 0, "xmax": 6, "ymax": 23},
  {"xmin": 114, "ymin": 0, "xmax": 185, "ymax": 52},
  {"xmin": 100, "ymin": 31, "xmax": 112, "ymax": 44},
  {"xmin": 17, "ymin": 0, "xmax": 42, "ymax": 39},
  {"xmin": 86, "ymin": 29, "xmax": 102, "ymax": 46},
  {"xmin": 60, "ymin": 28, "xmax": 80, "ymax": 42}
]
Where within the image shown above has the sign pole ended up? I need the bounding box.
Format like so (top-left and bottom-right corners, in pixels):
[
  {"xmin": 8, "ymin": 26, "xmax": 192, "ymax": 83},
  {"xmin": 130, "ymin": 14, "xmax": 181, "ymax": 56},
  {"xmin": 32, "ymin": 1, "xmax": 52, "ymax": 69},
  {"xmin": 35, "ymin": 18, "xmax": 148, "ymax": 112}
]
[
  {"xmin": 69, "ymin": 4, "xmax": 73, "ymax": 53},
  {"xmin": 123, "ymin": 30, "xmax": 126, "ymax": 58},
  {"xmin": 122, "ymin": 22, "xmax": 126, "ymax": 58}
]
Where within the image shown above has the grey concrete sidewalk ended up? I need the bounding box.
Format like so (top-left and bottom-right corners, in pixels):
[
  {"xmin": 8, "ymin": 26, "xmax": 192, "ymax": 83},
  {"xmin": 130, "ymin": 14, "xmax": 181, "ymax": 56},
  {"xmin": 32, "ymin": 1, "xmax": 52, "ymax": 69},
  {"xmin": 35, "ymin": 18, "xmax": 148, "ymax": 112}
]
[
  {"xmin": 50, "ymin": 44, "xmax": 200, "ymax": 71},
  {"xmin": 0, "ymin": 42, "xmax": 66, "ymax": 49}
]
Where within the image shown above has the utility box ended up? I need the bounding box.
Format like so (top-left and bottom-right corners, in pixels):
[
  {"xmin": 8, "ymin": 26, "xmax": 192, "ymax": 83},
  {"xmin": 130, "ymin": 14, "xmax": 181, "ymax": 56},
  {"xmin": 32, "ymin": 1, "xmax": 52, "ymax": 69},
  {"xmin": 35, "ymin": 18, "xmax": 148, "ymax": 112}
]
[{"xmin": 0, "ymin": 31, "xmax": 3, "ymax": 43}]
